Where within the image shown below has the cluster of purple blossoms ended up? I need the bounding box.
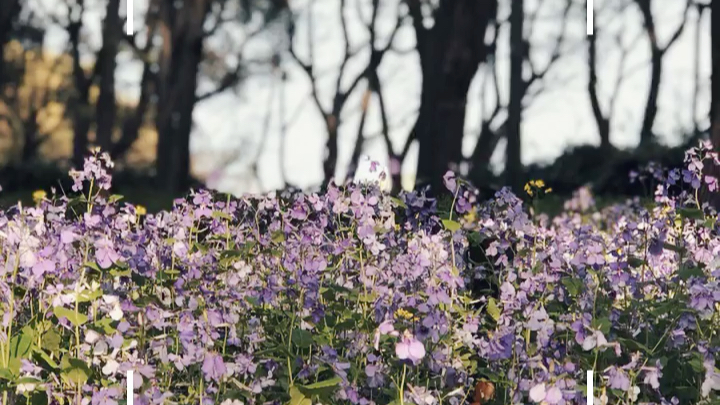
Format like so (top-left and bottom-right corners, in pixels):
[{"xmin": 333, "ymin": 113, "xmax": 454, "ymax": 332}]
[{"xmin": 2, "ymin": 142, "xmax": 720, "ymax": 405}]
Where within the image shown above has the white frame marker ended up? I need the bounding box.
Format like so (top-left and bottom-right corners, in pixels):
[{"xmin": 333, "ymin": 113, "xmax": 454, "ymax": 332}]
[
  {"xmin": 127, "ymin": 370, "xmax": 134, "ymax": 405},
  {"xmin": 587, "ymin": 0, "xmax": 594, "ymax": 36},
  {"xmin": 587, "ymin": 370, "xmax": 593, "ymax": 405},
  {"xmin": 126, "ymin": 0, "xmax": 133, "ymax": 35}
]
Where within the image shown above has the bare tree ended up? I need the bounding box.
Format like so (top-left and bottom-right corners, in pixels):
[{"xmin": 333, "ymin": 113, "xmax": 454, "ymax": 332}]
[
  {"xmin": 467, "ymin": 0, "xmax": 574, "ymax": 187},
  {"xmin": 634, "ymin": 0, "xmax": 691, "ymax": 147},
  {"xmin": 712, "ymin": 0, "xmax": 720, "ymax": 148},
  {"xmin": 505, "ymin": 0, "xmax": 525, "ymax": 192},
  {"xmin": 408, "ymin": 0, "xmax": 497, "ymax": 191},
  {"xmin": 94, "ymin": 0, "xmax": 122, "ymax": 152},
  {"xmin": 289, "ymin": 0, "xmax": 402, "ymax": 185},
  {"xmin": 153, "ymin": 0, "xmax": 214, "ymax": 192},
  {"xmin": 0, "ymin": 0, "xmax": 21, "ymax": 87},
  {"xmin": 587, "ymin": 1, "xmax": 643, "ymax": 152}
]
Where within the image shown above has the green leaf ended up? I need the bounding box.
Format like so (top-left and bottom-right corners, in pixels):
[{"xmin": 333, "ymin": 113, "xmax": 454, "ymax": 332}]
[
  {"xmin": 390, "ymin": 197, "xmax": 407, "ymax": 209},
  {"xmin": 60, "ymin": 356, "xmax": 91, "ymax": 385},
  {"xmin": 77, "ymin": 288, "xmax": 102, "ymax": 303},
  {"xmin": 93, "ymin": 318, "xmax": 117, "ymax": 335},
  {"xmin": 678, "ymin": 208, "xmax": 704, "ymax": 220},
  {"xmin": 53, "ymin": 306, "xmax": 88, "ymax": 327},
  {"xmin": 616, "ymin": 337, "xmax": 652, "ymax": 354},
  {"xmin": 297, "ymin": 376, "xmax": 342, "ymax": 399},
  {"xmin": 291, "ymin": 329, "xmax": 314, "ymax": 349},
  {"xmin": 301, "ymin": 377, "xmax": 342, "ymax": 390},
  {"xmin": 109, "ymin": 268, "xmax": 132, "ymax": 277},
  {"xmin": 663, "ymin": 242, "xmax": 685, "ymax": 254},
  {"xmin": 486, "ymin": 298, "xmax": 501, "ymax": 322},
  {"xmin": 627, "ymin": 256, "xmax": 647, "ymax": 268},
  {"xmin": 592, "ymin": 317, "xmax": 611, "ymax": 335},
  {"xmin": 108, "ymin": 194, "xmax": 124, "ymax": 203},
  {"xmin": 677, "ymin": 266, "xmax": 704, "ymax": 281},
  {"xmin": 689, "ymin": 352, "xmax": 705, "ymax": 373},
  {"xmin": 271, "ymin": 231, "xmax": 285, "ymax": 243},
  {"xmin": 441, "ymin": 219, "xmax": 461, "ymax": 232},
  {"xmin": 41, "ymin": 329, "xmax": 61, "ymax": 353},
  {"xmin": 288, "ymin": 386, "xmax": 312, "ymax": 405},
  {"xmin": 83, "ymin": 261, "xmax": 102, "ymax": 273},
  {"xmin": 16, "ymin": 376, "xmax": 42, "ymax": 385},
  {"xmin": 33, "ymin": 350, "xmax": 59, "ymax": 370},
  {"xmin": 561, "ymin": 277, "xmax": 584, "ymax": 296},
  {"xmin": 212, "ymin": 211, "xmax": 233, "ymax": 221},
  {"xmin": 9, "ymin": 325, "xmax": 35, "ymax": 360},
  {"xmin": 29, "ymin": 392, "xmax": 49, "ymax": 405},
  {"xmin": 0, "ymin": 367, "xmax": 15, "ymax": 381}
]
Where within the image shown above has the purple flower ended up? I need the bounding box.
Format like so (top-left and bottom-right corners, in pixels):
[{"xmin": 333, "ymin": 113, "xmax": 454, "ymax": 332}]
[
  {"xmin": 396, "ymin": 331, "xmax": 426, "ymax": 364},
  {"xmin": 202, "ymin": 352, "xmax": 227, "ymax": 382}
]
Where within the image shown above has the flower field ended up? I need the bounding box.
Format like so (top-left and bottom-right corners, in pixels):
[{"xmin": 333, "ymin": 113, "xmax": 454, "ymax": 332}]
[{"xmin": 2, "ymin": 143, "xmax": 720, "ymax": 405}]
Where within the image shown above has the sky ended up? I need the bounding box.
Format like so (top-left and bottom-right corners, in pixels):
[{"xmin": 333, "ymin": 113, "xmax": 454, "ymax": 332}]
[{"xmin": 37, "ymin": 0, "xmax": 712, "ymax": 194}]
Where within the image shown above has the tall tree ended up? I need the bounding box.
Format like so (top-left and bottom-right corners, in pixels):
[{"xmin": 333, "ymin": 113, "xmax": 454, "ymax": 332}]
[
  {"xmin": 408, "ymin": 0, "xmax": 497, "ymax": 191},
  {"xmin": 505, "ymin": 0, "xmax": 525, "ymax": 193},
  {"xmin": 466, "ymin": 0, "xmax": 572, "ymax": 188},
  {"xmin": 95, "ymin": 0, "xmax": 122, "ymax": 152},
  {"xmin": 289, "ymin": 0, "xmax": 403, "ymax": 186},
  {"xmin": 712, "ymin": 0, "xmax": 720, "ymax": 148},
  {"xmin": 154, "ymin": 0, "xmax": 214, "ymax": 193},
  {"xmin": 0, "ymin": 0, "xmax": 21, "ymax": 87},
  {"xmin": 586, "ymin": 1, "xmax": 640, "ymax": 153},
  {"xmin": 635, "ymin": 0, "xmax": 690, "ymax": 147}
]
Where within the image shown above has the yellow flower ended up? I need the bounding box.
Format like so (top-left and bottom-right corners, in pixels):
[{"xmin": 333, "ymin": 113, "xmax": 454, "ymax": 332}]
[
  {"xmin": 136, "ymin": 205, "xmax": 147, "ymax": 216},
  {"xmin": 395, "ymin": 308, "xmax": 414, "ymax": 320},
  {"xmin": 524, "ymin": 183, "xmax": 533, "ymax": 196},
  {"xmin": 463, "ymin": 210, "xmax": 477, "ymax": 223},
  {"xmin": 32, "ymin": 189, "xmax": 46, "ymax": 203},
  {"xmin": 525, "ymin": 179, "xmax": 549, "ymax": 197}
]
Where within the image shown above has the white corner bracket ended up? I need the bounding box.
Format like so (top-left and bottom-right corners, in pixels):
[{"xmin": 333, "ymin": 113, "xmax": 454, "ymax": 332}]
[
  {"xmin": 587, "ymin": 0, "xmax": 594, "ymax": 36},
  {"xmin": 127, "ymin": 370, "xmax": 134, "ymax": 405},
  {"xmin": 587, "ymin": 370, "xmax": 593, "ymax": 405},
  {"xmin": 126, "ymin": 0, "xmax": 134, "ymax": 35}
]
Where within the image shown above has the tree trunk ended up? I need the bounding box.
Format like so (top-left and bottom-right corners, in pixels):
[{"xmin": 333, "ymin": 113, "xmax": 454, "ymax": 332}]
[
  {"xmin": 411, "ymin": 0, "xmax": 497, "ymax": 192},
  {"xmin": 700, "ymin": 1, "xmax": 720, "ymax": 209},
  {"xmin": 634, "ymin": 0, "xmax": 689, "ymax": 148},
  {"xmin": 155, "ymin": 0, "xmax": 211, "ymax": 194},
  {"xmin": 505, "ymin": 0, "xmax": 524, "ymax": 193},
  {"xmin": 587, "ymin": 30, "xmax": 612, "ymax": 151},
  {"xmin": 95, "ymin": 0, "xmax": 121, "ymax": 152},
  {"xmin": 68, "ymin": 6, "xmax": 95, "ymax": 169},
  {"xmin": 639, "ymin": 46, "xmax": 662, "ymax": 147},
  {"xmin": 712, "ymin": 0, "xmax": 720, "ymax": 149},
  {"xmin": 111, "ymin": 62, "xmax": 154, "ymax": 160},
  {"xmin": 0, "ymin": 0, "xmax": 21, "ymax": 89}
]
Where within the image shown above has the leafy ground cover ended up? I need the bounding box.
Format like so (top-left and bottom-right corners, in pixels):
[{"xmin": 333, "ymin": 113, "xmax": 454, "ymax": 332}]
[{"xmin": 1, "ymin": 144, "xmax": 720, "ymax": 405}]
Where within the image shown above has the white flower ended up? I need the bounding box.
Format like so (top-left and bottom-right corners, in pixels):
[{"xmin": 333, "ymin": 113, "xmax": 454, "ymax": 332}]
[
  {"xmin": 85, "ymin": 329, "xmax": 101, "ymax": 344},
  {"xmin": 582, "ymin": 330, "xmax": 608, "ymax": 351},
  {"xmin": 353, "ymin": 155, "xmax": 391, "ymax": 191},
  {"xmin": 702, "ymin": 361, "xmax": 720, "ymax": 397},
  {"xmin": 102, "ymin": 294, "xmax": 119, "ymax": 305},
  {"xmin": 16, "ymin": 379, "xmax": 39, "ymax": 394},
  {"xmin": 102, "ymin": 359, "xmax": 119, "ymax": 376},
  {"xmin": 109, "ymin": 303, "xmax": 123, "ymax": 321},
  {"xmin": 629, "ymin": 385, "xmax": 640, "ymax": 402},
  {"xmin": 528, "ymin": 383, "xmax": 546, "ymax": 403},
  {"xmin": 220, "ymin": 400, "xmax": 244, "ymax": 405}
]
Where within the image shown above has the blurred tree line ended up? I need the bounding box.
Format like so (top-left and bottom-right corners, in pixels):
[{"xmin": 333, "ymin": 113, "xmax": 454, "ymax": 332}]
[{"xmin": 0, "ymin": 0, "xmax": 717, "ymax": 205}]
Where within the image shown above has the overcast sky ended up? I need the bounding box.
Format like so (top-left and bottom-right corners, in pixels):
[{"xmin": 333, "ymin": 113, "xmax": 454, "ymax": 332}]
[{"xmin": 39, "ymin": 0, "xmax": 712, "ymax": 194}]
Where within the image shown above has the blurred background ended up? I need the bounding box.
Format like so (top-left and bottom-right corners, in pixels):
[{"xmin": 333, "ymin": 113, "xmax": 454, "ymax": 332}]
[{"xmin": 0, "ymin": 0, "xmax": 716, "ymax": 210}]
